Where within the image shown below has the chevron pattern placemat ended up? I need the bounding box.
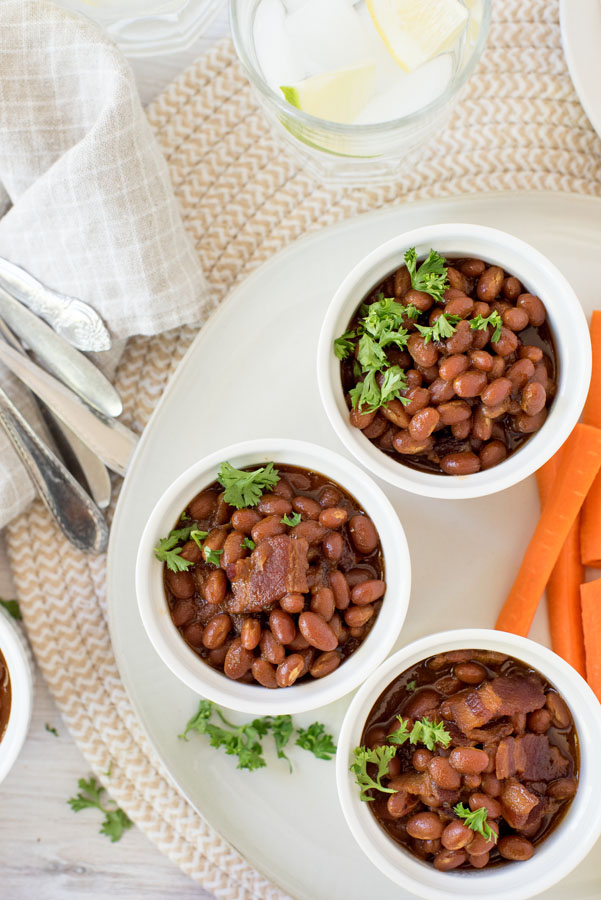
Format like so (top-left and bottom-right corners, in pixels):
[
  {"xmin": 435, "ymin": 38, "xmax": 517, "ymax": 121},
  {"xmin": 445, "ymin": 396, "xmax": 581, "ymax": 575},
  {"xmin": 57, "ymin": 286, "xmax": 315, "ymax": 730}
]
[{"xmin": 6, "ymin": 2, "xmax": 601, "ymax": 897}]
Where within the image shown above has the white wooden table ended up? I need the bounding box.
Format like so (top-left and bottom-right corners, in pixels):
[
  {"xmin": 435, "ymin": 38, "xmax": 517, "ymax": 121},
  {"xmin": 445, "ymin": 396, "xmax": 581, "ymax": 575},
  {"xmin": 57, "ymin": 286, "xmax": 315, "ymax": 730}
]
[{"xmin": 0, "ymin": 6, "xmax": 229, "ymax": 897}]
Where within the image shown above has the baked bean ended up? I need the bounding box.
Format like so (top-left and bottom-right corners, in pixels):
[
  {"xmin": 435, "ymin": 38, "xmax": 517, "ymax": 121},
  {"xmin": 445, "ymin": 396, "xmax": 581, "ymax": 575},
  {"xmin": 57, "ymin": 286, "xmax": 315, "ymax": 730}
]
[
  {"xmin": 489, "ymin": 355, "xmax": 506, "ymax": 379},
  {"xmin": 468, "ymin": 851, "xmax": 489, "ymax": 868},
  {"xmin": 405, "ymin": 288, "xmax": 433, "ymax": 311},
  {"xmin": 463, "ymin": 774, "xmax": 482, "ymax": 790},
  {"xmin": 260, "ymin": 630, "xmax": 285, "ymax": 665},
  {"xmin": 406, "ymin": 368, "xmax": 423, "ymax": 389},
  {"xmin": 350, "ymin": 579, "xmax": 386, "ymax": 606},
  {"xmin": 546, "ymin": 691, "xmax": 572, "ymax": 728},
  {"xmin": 460, "ymin": 258, "xmax": 486, "ymax": 277},
  {"xmin": 344, "ymin": 604, "xmax": 374, "ymax": 628},
  {"xmin": 348, "ymin": 625, "xmax": 366, "ymax": 639},
  {"xmin": 387, "ymin": 791, "xmax": 419, "ymax": 819},
  {"xmin": 276, "ymin": 653, "xmax": 305, "ymax": 687},
  {"xmin": 349, "ymin": 515, "xmax": 379, "ymax": 554},
  {"xmin": 318, "ymin": 507, "xmax": 347, "ymax": 529},
  {"xmin": 409, "ymin": 407, "xmax": 440, "ymax": 440},
  {"xmin": 292, "ymin": 495, "xmax": 321, "ymax": 520},
  {"xmin": 406, "ymin": 812, "xmax": 444, "ymax": 841},
  {"xmin": 394, "ymin": 266, "xmax": 411, "ymax": 297},
  {"xmin": 502, "ymin": 275, "xmax": 521, "ymax": 299},
  {"xmin": 481, "ymin": 774, "xmax": 501, "ymax": 797},
  {"xmin": 514, "ymin": 408, "xmax": 547, "ymax": 433},
  {"xmin": 446, "ymin": 266, "xmax": 469, "ymax": 293},
  {"xmin": 171, "ymin": 599, "xmax": 196, "ymax": 627},
  {"xmin": 202, "ymin": 614, "xmax": 232, "ymax": 650},
  {"xmin": 272, "ymin": 478, "xmax": 294, "ymax": 500},
  {"xmin": 502, "ymin": 306, "xmax": 529, "ymax": 331},
  {"xmin": 250, "ymin": 515, "xmax": 285, "ymax": 544},
  {"xmin": 521, "ymin": 381, "xmax": 546, "ymax": 415},
  {"xmin": 472, "ymin": 301, "xmax": 491, "ymax": 318},
  {"xmin": 445, "ymin": 295, "xmax": 474, "ymax": 319},
  {"xmin": 402, "ymin": 386, "xmax": 431, "ymax": 415},
  {"xmin": 440, "ymin": 452, "xmax": 481, "ymax": 475},
  {"xmin": 454, "ymin": 661, "xmax": 487, "ymax": 684},
  {"xmin": 404, "ymin": 688, "xmax": 439, "ymax": 718},
  {"xmin": 472, "ymin": 407, "xmax": 493, "ymax": 442},
  {"xmin": 491, "ymin": 326, "xmax": 519, "ymax": 356},
  {"xmin": 291, "ymin": 520, "xmax": 327, "ymax": 544},
  {"xmin": 328, "ymin": 612, "xmax": 344, "ymax": 641},
  {"xmin": 428, "ymin": 757, "xmax": 461, "ymax": 790},
  {"xmin": 480, "ymin": 377, "xmax": 512, "ymax": 407},
  {"xmin": 166, "ymin": 569, "xmax": 195, "ymax": 599},
  {"xmin": 287, "ymin": 631, "xmax": 310, "ymax": 651},
  {"xmin": 433, "ymin": 675, "xmax": 461, "ymax": 696},
  {"xmin": 222, "ymin": 532, "xmax": 246, "ymax": 568},
  {"xmin": 205, "ymin": 568, "xmax": 227, "ymax": 605},
  {"xmin": 466, "ymin": 820, "xmax": 499, "ymax": 855},
  {"xmin": 382, "ymin": 398, "xmax": 411, "ymax": 428},
  {"xmin": 180, "ymin": 541, "xmax": 202, "ymax": 564},
  {"xmin": 498, "ymin": 835, "xmax": 534, "ymax": 861},
  {"xmin": 269, "ymin": 609, "xmax": 296, "ymax": 645},
  {"xmin": 182, "ymin": 622, "xmax": 204, "ymax": 646},
  {"xmin": 251, "ymin": 657, "xmax": 278, "ymax": 688},
  {"xmin": 231, "ymin": 508, "xmax": 261, "ymax": 534},
  {"xmin": 318, "ymin": 485, "xmax": 342, "ymax": 508},
  {"xmin": 256, "ymin": 495, "xmax": 291, "ymax": 517},
  {"xmin": 469, "ymin": 349, "xmax": 493, "ymax": 372},
  {"xmin": 439, "ymin": 354, "xmax": 469, "ymax": 382},
  {"xmin": 345, "ymin": 568, "xmax": 370, "ymax": 587},
  {"xmin": 520, "ymin": 344, "xmax": 543, "ymax": 363},
  {"xmin": 412, "ymin": 749, "xmax": 433, "ymax": 771},
  {"xmin": 310, "ymin": 650, "xmax": 341, "ymax": 678},
  {"xmin": 393, "ymin": 431, "xmax": 434, "ymax": 455},
  {"xmin": 451, "ymin": 419, "xmax": 471, "ymax": 440},
  {"xmin": 477, "ymin": 266, "xmax": 504, "ymax": 301},
  {"xmin": 433, "ymin": 849, "xmax": 467, "ymax": 871},
  {"xmin": 280, "ymin": 592, "xmax": 305, "ymax": 614},
  {"xmin": 506, "ymin": 358, "xmax": 535, "ymax": 391},
  {"xmin": 206, "ymin": 644, "xmax": 229, "ymax": 667},
  {"xmin": 188, "ymin": 491, "xmax": 217, "ymax": 520},
  {"xmin": 298, "ymin": 611, "xmax": 338, "ymax": 651},
  {"xmin": 224, "ymin": 629, "xmax": 254, "ymax": 680},
  {"xmin": 445, "ymin": 319, "xmax": 473, "ymax": 353},
  {"xmin": 349, "ymin": 406, "xmax": 375, "ymax": 429},
  {"xmin": 329, "ymin": 570, "xmax": 351, "ymax": 610},
  {"xmin": 408, "ymin": 333, "xmax": 439, "ymax": 368},
  {"xmin": 547, "ymin": 777, "xmax": 578, "ymax": 799},
  {"xmin": 416, "ymin": 368, "xmax": 438, "ymax": 388},
  {"xmin": 322, "ymin": 531, "xmax": 344, "ymax": 561},
  {"xmin": 517, "ymin": 293, "xmax": 546, "ymax": 326},
  {"xmin": 240, "ymin": 618, "xmax": 262, "ymax": 651},
  {"xmin": 449, "ymin": 747, "xmax": 489, "ymax": 774},
  {"xmin": 429, "ymin": 377, "xmax": 456, "ymax": 404},
  {"xmin": 469, "ymin": 793, "xmax": 501, "ymax": 819},
  {"xmin": 310, "ymin": 587, "xmax": 335, "ymax": 621},
  {"xmin": 527, "ymin": 707, "xmax": 551, "ymax": 733},
  {"xmin": 441, "ymin": 820, "xmax": 474, "ymax": 851},
  {"xmin": 438, "ymin": 399, "xmax": 471, "ymax": 425}
]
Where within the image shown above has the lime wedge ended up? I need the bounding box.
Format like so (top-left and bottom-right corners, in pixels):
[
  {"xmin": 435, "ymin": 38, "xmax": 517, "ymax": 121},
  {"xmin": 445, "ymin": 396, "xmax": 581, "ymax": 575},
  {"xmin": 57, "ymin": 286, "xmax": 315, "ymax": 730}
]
[
  {"xmin": 280, "ymin": 61, "xmax": 377, "ymax": 124},
  {"xmin": 366, "ymin": 0, "xmax": 468, "ymax": 72}
]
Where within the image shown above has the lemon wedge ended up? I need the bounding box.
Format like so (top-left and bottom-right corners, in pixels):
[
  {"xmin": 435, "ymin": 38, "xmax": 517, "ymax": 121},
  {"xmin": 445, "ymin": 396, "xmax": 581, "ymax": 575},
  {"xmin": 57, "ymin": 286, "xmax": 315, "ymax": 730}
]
[
  {"xmin": 366, "ymin": 0, "xmax": 468, "ymax": 72},
  {"xmin": 280, "ymin": 61, "xmax": 377, "ymax": 124}
]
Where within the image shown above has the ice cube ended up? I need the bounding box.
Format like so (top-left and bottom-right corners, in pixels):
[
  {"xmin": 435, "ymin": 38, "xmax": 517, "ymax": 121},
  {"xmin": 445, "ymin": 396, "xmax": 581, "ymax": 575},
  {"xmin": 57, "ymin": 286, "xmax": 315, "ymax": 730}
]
[
  {"xmin": 355, "ymin": 0, "xmax": 406, "ymax": 91},
  {"xmin": 284, "ymin": 0, "xmax": 374, "ymax": 73},
  {"xmin": 353, "ymin": 53, "xmax": 453, "ymax": 124},
  {"xmin": 254, "ymin": 0, "xmax": 307, "ymax": 90}
]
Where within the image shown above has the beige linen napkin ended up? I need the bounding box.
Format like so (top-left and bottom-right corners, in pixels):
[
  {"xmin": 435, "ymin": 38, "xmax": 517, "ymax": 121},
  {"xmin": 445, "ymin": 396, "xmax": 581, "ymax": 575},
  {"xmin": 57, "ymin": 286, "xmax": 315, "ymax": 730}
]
[{"xmin": 0, "ymin": 0, "xmax": 208, "ymax": 527}]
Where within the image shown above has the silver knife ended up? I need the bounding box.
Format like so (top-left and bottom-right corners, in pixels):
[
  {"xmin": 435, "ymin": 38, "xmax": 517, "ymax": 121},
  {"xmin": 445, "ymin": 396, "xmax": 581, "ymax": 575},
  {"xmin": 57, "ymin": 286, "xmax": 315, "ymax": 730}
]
[
  {"xmin": 0, "ymin": 386, "xmax": 108, "ymax": 554},
  {"xmin": 0, "ymin": 285, "xmax": 122, "ymax": 417},
  {"xmin": 0, "ymin": 340, "xmax": 137, "ymax": 476},
  {"xmin": 0, "ymin": 257, "xmax": 111, "ymax": 352}
]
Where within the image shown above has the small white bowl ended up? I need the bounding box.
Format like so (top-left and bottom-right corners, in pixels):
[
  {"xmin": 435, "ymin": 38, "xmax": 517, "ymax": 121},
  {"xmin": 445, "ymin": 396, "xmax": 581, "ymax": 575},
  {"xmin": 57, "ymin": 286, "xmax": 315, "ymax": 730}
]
[
  {"xmin": 336, "ymin": 629, "xmax": 601, "ymax": 900},
  {"xmin": 0, "ymin": 607, "xmax": 33, "ymax": 784},
  {"xmin": 136, "ymin": 438, "xmax": 411, "ymax": 715},
  {"xmin": 317, "ymin": 224, "xmax": 591, "ymax": 499}
]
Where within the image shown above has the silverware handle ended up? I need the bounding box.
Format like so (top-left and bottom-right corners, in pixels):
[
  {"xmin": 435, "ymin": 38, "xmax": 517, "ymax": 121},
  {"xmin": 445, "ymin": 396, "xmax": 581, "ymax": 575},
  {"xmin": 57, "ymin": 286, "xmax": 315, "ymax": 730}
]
[{"xmin": 0, "ymin": 389, "xmax": 108, "ymax": 554}]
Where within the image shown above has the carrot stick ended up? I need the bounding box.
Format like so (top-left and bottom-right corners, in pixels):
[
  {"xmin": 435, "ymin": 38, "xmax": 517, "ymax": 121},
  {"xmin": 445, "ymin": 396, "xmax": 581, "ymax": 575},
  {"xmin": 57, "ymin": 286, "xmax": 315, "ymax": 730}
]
[
  {"xmin": 580, "ymin": 579, "xmax": 601, "ymax": 703},
  {"xmin": 535, "ymin": 449, "xmax": 586, "ymax": 676},
  {"xmin": 496, "ymin": 424, "xmax": 601, "ymax": 636},
  {"xmin": 580, "ymin": 312, "xmax": 601, "ymax": 566}
]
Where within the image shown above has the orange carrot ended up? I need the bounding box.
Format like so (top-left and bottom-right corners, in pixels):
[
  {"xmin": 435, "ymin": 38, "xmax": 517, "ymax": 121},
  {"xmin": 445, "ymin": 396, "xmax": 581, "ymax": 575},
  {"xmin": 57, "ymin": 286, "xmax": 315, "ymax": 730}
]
[
  {"xmin": 580, "ymin": 312, "xmax": 601, "ymax": 566},
  {"xmin": 580, "ymin": 579, "xmax": 601, "ymax": 703},
  {"xmin": 535, "ymin": 449, "xmax": 586, "ymax": 676},
  {"xmin": 496, "ymin": 424, "xmax": 601, "ymax": 636}
]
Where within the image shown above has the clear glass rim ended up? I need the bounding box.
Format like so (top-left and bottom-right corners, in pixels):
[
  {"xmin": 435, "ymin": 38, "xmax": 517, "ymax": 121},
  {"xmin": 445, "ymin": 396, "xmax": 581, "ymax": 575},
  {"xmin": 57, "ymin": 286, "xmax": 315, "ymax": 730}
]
[{"xmin": 229, "ymin": 0, "xmax": 492, "ymax": 136}]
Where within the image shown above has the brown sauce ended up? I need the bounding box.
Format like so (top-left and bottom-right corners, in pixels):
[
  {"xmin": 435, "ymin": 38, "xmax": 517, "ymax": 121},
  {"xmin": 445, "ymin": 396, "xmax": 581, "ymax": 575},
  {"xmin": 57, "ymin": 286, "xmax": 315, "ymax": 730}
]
[{"xmin": 0, "ymin": 648, "xmax": 11, "ymax": 741}]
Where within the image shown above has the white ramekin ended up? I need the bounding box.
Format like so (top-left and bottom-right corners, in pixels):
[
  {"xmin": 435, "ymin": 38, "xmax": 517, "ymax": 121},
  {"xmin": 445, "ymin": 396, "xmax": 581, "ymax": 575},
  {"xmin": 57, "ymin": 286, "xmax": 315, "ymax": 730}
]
[
  {"xmin": 136, "ymin": 438, "xmax": 411, "ymax": 715},
  {"xmin": 317, "ymin": 224, "xmax": 591, "ymax": 499},
  {"xmin": 0, "ymin": 606, "xmax": 33, "ymax": 784},
  {"xmin": 336, "ymin": 628, "xmax": 601, "ymax": 900}
]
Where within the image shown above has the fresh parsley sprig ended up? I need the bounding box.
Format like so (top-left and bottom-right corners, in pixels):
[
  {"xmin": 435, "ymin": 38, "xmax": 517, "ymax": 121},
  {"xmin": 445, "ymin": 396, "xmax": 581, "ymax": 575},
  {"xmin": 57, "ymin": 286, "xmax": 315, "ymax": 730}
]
[
  {"xmin": 0, "ymin": 598, "xmax": 21, "ymax": 620},
  {"xmin": 68, "ymin": 776, "xmax": 133, "ymax": 843},
  {"xmin": 350, "ymin": 745, "xmax": 397, "ymax": 802},
  {"xmin": 190, "ymin": 529, "xmax": 208, "ymax": 548},
  {"xmin": 217, "ymin": 461, "xmax": 280, "ymax": 509},
  {"xmin": 281, "ymin": 512, "xmax": 302, "ymax": 527},
  {"xmin": 349, "ymin": 365, "xmax": 409, "ymax": 414},
  {"xmin": 204, "ymin": 547, "xmax": 224, "ymax": 566},
  {"xmin": 334, "ymin": 330, "xmax": 357, "ymax": 361},
  {"xmin": 153, "ymin": 525, "xmax": 193, "ymax": 572},
  {"xmin": 387, "ymin": 716, "xmax": 452, "ymax": 751},
  {"xmin": 470, "ymin": 309, "xmax": 503, "ymax": 342},
  {"xmin": 415, "ymin": 313, "xmax": 460, "ymax": 344},
  {"xmin": 295, "ymin": 723, "xmax": 337, "ymax": 760},
  {"xmin": 242, "ymin": 537, "xmax": 255, "ymax": 551},
  {"xmin": 404, "ymin": 248, "xmax": 449, "ymax": 304},
  {"xmin": 454, "ymin": 802, "xmax": 498, "ymax": 844}
]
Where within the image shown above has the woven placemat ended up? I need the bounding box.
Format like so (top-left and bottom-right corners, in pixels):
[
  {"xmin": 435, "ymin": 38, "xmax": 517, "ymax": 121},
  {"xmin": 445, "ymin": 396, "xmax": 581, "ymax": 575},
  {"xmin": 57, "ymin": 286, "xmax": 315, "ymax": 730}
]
[{"xmin": 6, "ymin": 1, "xmax": 601, "ymax": 897}]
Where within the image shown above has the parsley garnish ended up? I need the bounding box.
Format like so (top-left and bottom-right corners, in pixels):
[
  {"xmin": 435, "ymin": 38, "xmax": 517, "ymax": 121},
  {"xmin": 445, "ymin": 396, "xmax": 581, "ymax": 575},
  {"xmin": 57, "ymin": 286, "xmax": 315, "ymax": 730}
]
[
  {"xmin": 204, "ymin": 547, "xmax": 224, "ymax": 566},
  {"xmin": 153, "ymin": 526, "xmax": 193, "ymax": 572},
  {"xmin": 0, "ymin": 598, "xmax": 21, "ymax": 620},
  {"xmin": 454, "ymin": 803, "xmax": 498, "ymax": 844},
  {"xmin": 217, "ymin": 461, "xmax": 280, "ymax": 509},
  {"xmin": 68, "ymin": 776, "xmax": 133, "ymax": 843},
  {"xmin": 406, "ymin": 680, "xmax": 417, "ymax": 692},
  {"xmin": 179, "ymin": 701, "xmax": 337, "ymax": 771},
  {"xmin": 242, "ymin": 537, "xmax": 255, "ymax": 551},
  {"xmin": 334, "ymin": 330, "xmax": 356, "ymax": 360},
  {"xmin": 281, "ymin": 512, "xmax": 302, "ymax": 527},
  {"xmin": 45, "ymin": 723, "xmax": 58, "ymax": 737},
  {"xmin": 350, "ymin": 745, "xmax": 397, "ymax": 802},
  {"xmin": 387, "ymin": 716, "xmax": 452, "ymax": 751},
  {"xmin": 349, "ymin": 366, "xmax": 409, "ymax": 414},
  {"xmin": 415, "ymin": 313, "xmax": 460, "ymax": 344},
  {"xmin": 404, "ymin": 248, "xmax": 449, "ymax": 304},
  {"xmin": 295, "ymin": 723, "xmax": 337, "ymax": 760},
  {"xmin": 180, "ymin": 511, "xmax": 190, "ymax": 521},
  {"xmin": 190, "ymin": 528, "xmax": 208, "ymax": 548},
  {"xmin": 470, "ymin": 309, "xmax": 503, "ymax": 342},
  {"xmin": 404, "ymin": 303, "xmax": 421, "ymax": 320}
]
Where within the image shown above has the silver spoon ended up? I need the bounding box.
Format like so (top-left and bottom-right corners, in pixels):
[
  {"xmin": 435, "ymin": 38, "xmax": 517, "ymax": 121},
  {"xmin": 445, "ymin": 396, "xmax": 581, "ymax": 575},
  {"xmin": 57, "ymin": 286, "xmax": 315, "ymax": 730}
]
[{"xmin": 0, "ymin": 387, "xmax": 108, "ymax": 554}]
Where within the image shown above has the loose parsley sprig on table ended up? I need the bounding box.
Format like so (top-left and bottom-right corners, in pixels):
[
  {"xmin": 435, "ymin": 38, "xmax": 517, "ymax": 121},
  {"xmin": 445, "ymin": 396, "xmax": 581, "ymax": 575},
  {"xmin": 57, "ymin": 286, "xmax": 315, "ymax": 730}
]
[
  {"xmin": 68, "ymin": 776, "xmax": 133, "ymax": 843},
  {"xmin": 179, "ymin": 700, "xmax": 337, "ymax": 772},
  {"xmin": 153, "ymin": 525, "xmax": 193, "ymax": 572},
  {"xmin": 0, "ymin": 598, "xmax": 21, "ymax": 620},
  {"xmin": 217, "ymin": 461, "xmax": 280, "ymax": 508},
  {"xmin": 387, "ymin": 716, "xmax": 452, "ymax": 751},
  {"xmin": 454, "ymin": 803, "xmax": 498, "ymax": 843},
  {"xmin": 350, "ymin": 745, "xmax": 397, "ymax": 802}
]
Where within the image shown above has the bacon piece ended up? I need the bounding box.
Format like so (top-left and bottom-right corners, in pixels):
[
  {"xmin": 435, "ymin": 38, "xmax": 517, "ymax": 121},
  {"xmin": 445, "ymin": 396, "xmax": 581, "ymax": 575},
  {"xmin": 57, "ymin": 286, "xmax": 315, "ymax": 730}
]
[
  {"xmin": 496, "ymin": 734, "xmax": 570, "ymax": 782},
  {"xmin": 227, "ymin": 535, "xmax": 309, "ymax": 613},
  {"xmin": 500, "ymin": 779, "xmax": 540, "ymax": 829},
  {"xmin": 445, "ymin": 675, "xmax": 546, "ymax": 733},
  {"xmin": 462, "ymin": 720, "xmax": 515, "ymax": 744}
]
